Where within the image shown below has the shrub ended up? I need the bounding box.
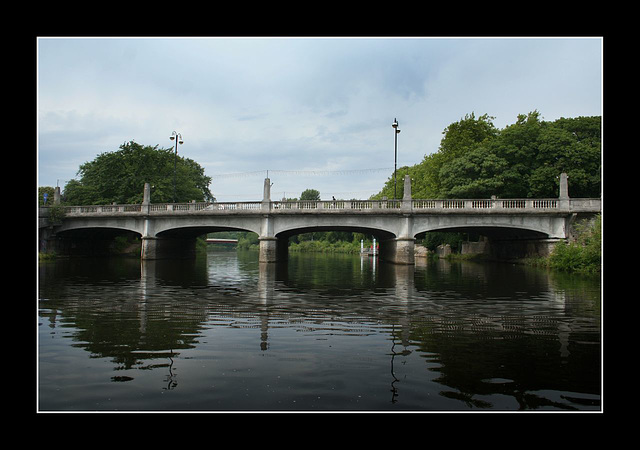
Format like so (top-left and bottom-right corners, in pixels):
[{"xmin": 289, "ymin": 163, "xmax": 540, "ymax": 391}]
[{"xmin": 549, "ymin": 215, "xmax": 601, "ymax": 273}]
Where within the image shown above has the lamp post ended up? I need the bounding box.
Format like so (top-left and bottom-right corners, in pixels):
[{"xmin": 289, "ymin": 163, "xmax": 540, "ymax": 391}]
[
  {"xmin": 169, "ymin": 131, "xmax": 183, "ymax": 203},
  {"xmin": 392, "ymin": 118, "xmax": 401, "ymax": 199}
]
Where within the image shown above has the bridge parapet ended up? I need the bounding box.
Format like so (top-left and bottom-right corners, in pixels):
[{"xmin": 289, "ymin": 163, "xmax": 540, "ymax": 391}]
[
  {"xmin": 63, "ymin": 204, "xmax": 143, "ymax": 214},
  {"xmin": 57, "ymin": 197, "xmax": 601, "ymax": 217}
]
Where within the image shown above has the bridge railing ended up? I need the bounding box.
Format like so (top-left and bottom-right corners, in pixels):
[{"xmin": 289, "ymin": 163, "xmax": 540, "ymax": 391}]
[
  {"xmin": 149, "ymin": 202, "xmax": 262, "ymax": 212},
  {"xmin": 271, "ymin": 200, "xmax": 402, "ymax": 210},
  {"xmin": 57, "ymin": 197, "xmax": 600, "ymax": 216},
  {"xmin": 412, "ymin": 199, "xmax": 560, "ymax": 210},
  {"xmin": 63, "ymin": 204, "xmax": 143, "ymax": 214}
]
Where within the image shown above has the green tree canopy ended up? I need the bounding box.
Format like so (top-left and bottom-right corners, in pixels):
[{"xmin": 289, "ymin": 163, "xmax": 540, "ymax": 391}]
[
  {"xmin": 372, "ymin": 112, "xmax": 601, "ymax": 200},
  {"xmin": 300, "ymin": 188, "xmax": 321, "ymax": 201},
  {"xmin": 62, "ymin": 141, "xmax": 213, "ymax": 205},
  {"xmin": 372, "ymin": 112, "xmax": 499, "ymax": 200}
]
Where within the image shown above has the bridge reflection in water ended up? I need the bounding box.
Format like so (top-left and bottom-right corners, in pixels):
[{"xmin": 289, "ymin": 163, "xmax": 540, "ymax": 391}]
[{"xmin": 39, "ymin": 249, "xmax": 600, "ymax": 411}]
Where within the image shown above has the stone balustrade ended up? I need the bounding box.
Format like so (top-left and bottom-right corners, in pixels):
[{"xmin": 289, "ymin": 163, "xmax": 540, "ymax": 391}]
[{"xmin": 58, "ymin": 197, "xmax": 600, "ymax": 216}]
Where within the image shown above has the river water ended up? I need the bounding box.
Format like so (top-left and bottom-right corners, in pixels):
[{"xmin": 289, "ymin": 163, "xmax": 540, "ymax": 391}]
[{"xmin": 37, "ymin": 249, "xmax": 601, "ymax": 412}]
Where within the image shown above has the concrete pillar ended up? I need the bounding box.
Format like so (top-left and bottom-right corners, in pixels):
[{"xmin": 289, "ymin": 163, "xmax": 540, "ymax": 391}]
[
  {"xmin": 559, "ymin": 172, "xmax": 570, "ymax": 210},
  {"xmin": 380, "ymin": 237, "xmax": 415, "ymax": 265},
  {"xmin": 262, "ymin": 178, "xmax": 271, "ymax": 212},
  {"xmin": 394, "ymin": 238, "xmax": 415, "ymax": 265},
  {"xmin": 54, "ymin": 186, "xmax": 61, "ymax": 204},
  {"xmin": 141, "ymin": 237, "xmax": 158, "ymax": 260},
  {"xmin": 559, "ymin": 173, "xmax": 569, "ymax": 199},
  {"xmin": 258, "ymin": 209, "xmax": 282, "ymax": 262},
  {"xmin": 403, "ymin": 175, "xmax": 412, "ymax": 200},
  {"xmin": 143, "ymin": 182, "xmax": 151, "ymax": 204},
  {"xmin": 142, "ymin": 183, "xmax": 151, "ymax": 215},
  {"xmin": 402, "ymin": 175, "xmax": 412, "ymax": 211},
  {"xmin": 259, "ymin": 235, "xmax": 289, "ymax": 263},
  {"xmin": 142, "ymin": 236, "xmax": 196, "ymax": 260},
  {"xmin": 259, "ymin": 237, "xmax": 278, "ymax": 263},
  {"xmin": 380, "ymin": 213, "xmax": 415, "ymax": 264}
]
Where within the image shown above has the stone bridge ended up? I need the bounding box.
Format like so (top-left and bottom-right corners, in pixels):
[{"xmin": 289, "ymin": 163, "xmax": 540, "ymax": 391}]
[{"xmin": 38, "ymin": 174, "xmax": 601, "ymax": 264}]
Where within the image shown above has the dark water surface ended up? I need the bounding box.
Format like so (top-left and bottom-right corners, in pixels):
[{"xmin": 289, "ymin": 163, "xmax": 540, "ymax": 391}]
[{"xmin": 38, "ymin": 250, "xmax": 601, "ymax": 412}]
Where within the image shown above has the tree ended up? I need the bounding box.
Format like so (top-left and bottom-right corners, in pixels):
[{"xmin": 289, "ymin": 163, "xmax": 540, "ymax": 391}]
[
  {"xmin": 374, "ymin": 111, "xmax": 601, "ymax": 201},
  {"xmin": 62, "ymin": 141, "xmax": 213, "ymax": 205},
  {"xmin": 38, "ymin": 186, "xmax": 56, "ymax": 206},
  {"xmin": 371, "ymin": 166, "xmax": 412, "ymax": 200},
  {"xmin": 531, "ymin": 116, "xmax": 601, "ymax": 198},
  {"xmin": 439, "ymin": 146, "xmax": 508, "ymax": 198},
  {"xmin": 300, "ymin": 188, "xmax": 320, "ymax": 201},
  {"xmin": 372, "ymin": 112, "xmax": 499, "ymax": 200},
  {"xmin": 438, "ymin": 112, "xmax": 498, "ymax": 160},
  {"xmin": 487, "ymin": 111, "xmax": 544, "ymax": 198}
]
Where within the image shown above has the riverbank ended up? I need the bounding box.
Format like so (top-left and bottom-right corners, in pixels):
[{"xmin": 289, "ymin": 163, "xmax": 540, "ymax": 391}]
[
  {"xmin": 530, "ymin": 214, "xmax": 601, "ymax": 274},
  {"xmin": 288, "ymin": 239, "xmax": 362, "ymax": 254}
]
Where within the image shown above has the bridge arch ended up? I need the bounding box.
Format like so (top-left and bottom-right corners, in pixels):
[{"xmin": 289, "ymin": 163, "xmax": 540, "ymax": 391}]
[
  {"xmin": 51, "ymin": 227, "xmax": 142, "ymax": 257},
  {"xmin": 272, "ymin": 215, "xmax": 399, "ymax": 240},
  {"xmin": 275, "ymin": 225, "xmax": 396, "ymax": 242},
  {"xmin": 53, "ymin": 217, "xmax": 144, "ymax": 236},
  {"xmin": 149, "ymin": 216, "xmax": 262, "ymax": 237},
  {"xmin": 413, "ymin": 225, "xmax": 550, "ymax": 241},
  {"xmin": 411, "ymin": 214, "xmax": 566, "ymax": 241},
  {"xmin": 155, "ymin": 225, "xmax": 260, "ymax": 239}
]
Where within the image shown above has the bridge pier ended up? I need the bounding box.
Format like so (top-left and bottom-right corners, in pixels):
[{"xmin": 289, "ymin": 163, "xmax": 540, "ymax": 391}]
[
  {"xmin": 141, "ymin": 236, "xmax": 197, "ymax": 260},
  {"xmin": 141, "ymin": 237, "xmax": 158, "ymax": 260},
  {"xmin": 259, "ymin": 237, "xmax": 277, "ymax": 263},
  {"xmin": 380, "ymin": 208, "xmax": 415, "ymax": 265},
  {"xmin": 380, "ymin": 237, "xmax": 415, "ymax": 265},
  {"xmin": 259, "ymin": 236, "xmax": 288, "ymax": 263}
]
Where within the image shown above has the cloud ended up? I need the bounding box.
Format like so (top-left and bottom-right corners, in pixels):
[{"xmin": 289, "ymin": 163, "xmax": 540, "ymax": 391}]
[{"xmin": 37, "ymin": 37, "xmax": 602, "ymax": 201}]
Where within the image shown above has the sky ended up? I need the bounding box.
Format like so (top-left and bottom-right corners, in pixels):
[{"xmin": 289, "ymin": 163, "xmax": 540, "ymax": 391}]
[{"xmin": 36, "ymin": 36, "xmax": 602, "ymax": 202}]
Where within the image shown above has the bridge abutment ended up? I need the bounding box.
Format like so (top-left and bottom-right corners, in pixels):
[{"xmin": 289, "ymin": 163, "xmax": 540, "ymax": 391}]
[
  {"xmin": 487, "ymin": 238, "xmax": 562, "ymax": 261},
  {"xmin": 460, "ymin": 236, "xmax": 564, "ymax": 261}
]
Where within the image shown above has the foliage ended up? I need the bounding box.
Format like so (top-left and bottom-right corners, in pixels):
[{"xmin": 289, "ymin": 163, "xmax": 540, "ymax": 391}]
[
  {"xmin": 300, "ymin": 189, "xmax": 321, "ymax": 201},
  {"xmin": 237, "ymin": 232, "xmax": 260, "ymax": 250},
  {"xmin": 39, "ymin": 186, "xmax": 56, "ymax": 206},
  {"xmin": 62, "ymin": 141, "xmax": 213, "ymax": 205},
  {"xmin": 289, "ymin": 239, "xmax": 362, "ymax": 254},
  {"xmin": 420, "ymin": 231, "xmax": 465, "ymax": 252},
  {"xmin": 372, "ymin": 112, "xmax": 601, "ymax": 200},
  {"xmin": 367, "ymin": 112, "xmax": 602, "ymax": 259},
  {"xmin": 47, "ymin": 204, "xmax": 66, "ymax": 224},
  {"xmin": 548, "ymin": 215, "xmax": 601, "ymax": 273}
]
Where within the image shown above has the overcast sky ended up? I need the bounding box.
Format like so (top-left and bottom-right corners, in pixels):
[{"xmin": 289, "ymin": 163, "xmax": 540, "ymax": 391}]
[{"xmin": 37, "ymin": 36, "xmax": 602, "ymax": 202}]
